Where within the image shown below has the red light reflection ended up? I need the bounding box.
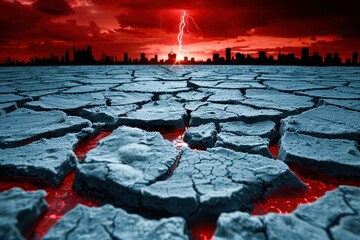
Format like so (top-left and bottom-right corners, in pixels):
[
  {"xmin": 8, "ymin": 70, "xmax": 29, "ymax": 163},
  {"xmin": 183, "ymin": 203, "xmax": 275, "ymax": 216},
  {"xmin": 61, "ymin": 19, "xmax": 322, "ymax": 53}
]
[
  {"xmin": 0, "ymin": 130, "xmax": 112, "ymax": 239},
  {"xmin": 253, "ymin": 144, "xmax": 360, "ymax": 215}
]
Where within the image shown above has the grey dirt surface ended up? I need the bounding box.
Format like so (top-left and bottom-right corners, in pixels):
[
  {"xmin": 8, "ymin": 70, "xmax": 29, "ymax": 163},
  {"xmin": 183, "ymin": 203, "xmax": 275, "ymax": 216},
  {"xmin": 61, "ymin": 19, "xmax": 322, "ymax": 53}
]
[
  {"xmin": 0, "ymin": 188, "xmax": 47, "ymax": 240},
  {"xmin": 0, "ymin": 66, "xmax": 359, "ymax": 239}
]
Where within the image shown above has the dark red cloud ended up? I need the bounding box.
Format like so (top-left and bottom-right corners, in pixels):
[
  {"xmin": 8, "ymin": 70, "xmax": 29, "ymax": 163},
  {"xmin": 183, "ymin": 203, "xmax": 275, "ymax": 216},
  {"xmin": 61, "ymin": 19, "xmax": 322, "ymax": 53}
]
[
  {"xmin": 0, "ymin": 1, "xmax": 44, "ymax": 33},
  {"xmin": 114, "ymin": 0, "xmax": 359, "ymax": 38},
  {"xmin": 0, "ymin": 0, "xmax": 359, "ymax": 62},
  {"xmin": 32, "ymin": 0, "xmax": 74, "ymax": 15}
]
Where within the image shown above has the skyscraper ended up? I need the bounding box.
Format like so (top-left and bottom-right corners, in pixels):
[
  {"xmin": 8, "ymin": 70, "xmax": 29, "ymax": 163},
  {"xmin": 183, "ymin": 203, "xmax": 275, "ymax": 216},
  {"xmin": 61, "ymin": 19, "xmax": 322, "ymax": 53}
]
[
  {"xmin": 168, "ymin": 50, "xmax": 176, "ymax": 64},
  {"xmin": 140, "ymin": 53, "xmax": 146, "ymax": 63},
  {"xmin": 213, "ymin": 53, "xmax": 220, "ymax": 63},
  {"xmin": 225, "ymin": 48, "xmax": 231, "ymax": 63},
  {"xmin": 352, "ymin": 52, "xmax": 359, "ymax": 65},
  {"xmin": 124, "ymin": 53, "xmax": 128, "ymax": 63},
  {"xmin": 301, "ymin": 47, "xmax": 309, "ymax": 63}
]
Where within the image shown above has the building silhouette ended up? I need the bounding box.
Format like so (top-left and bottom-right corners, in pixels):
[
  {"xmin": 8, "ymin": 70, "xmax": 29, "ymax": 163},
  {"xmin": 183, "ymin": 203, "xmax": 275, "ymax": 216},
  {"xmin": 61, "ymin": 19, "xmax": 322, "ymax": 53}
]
[
  {"xmin": 140, "ymin": 53, "xmax": 149, "ymax": 64},
  {"xmin": 225, "ymin": 48, "xmax": 231, "ymax": 63},
  {"xmin": 301, "ymin": 47, "xmax": 309, "ymax": 64},
  {"xmin": 73, "ymin": 44, "xmax": 94, "ymax": 65},
  {"xmin": 167, "ymin": 50, "xmax": 176, "ymax": 64},
  {"xmin": 235, "ymin": 53, "xmax": 245, "ymax": 64},
  {"xmin": 150, "ymin": 55, "xmax": 158, "ymax": 64},
  {"xmin": 124, "ymin": 53, "xmax": 129, "ymax": 63},
  {"xmin": 309, "ymin": 52, "xmax": 323, "ymax": 65},
  {"xmin": 65, "ymin": 48, "xmax": 70, "ymax": 64},
  {"xmin": 213, "ymin": 53, "xmax": 220, "ymax": 64},
  {"xmin": 2, "ymin": 45, "xmax": 359, "ymax": 66},
  {"xmin": 257, "ymin": 51, "xmax": 268, "ymax": 64},
  {"xmin": 352, "ymin": 52, "xmax": 358, "ymax": 65}
]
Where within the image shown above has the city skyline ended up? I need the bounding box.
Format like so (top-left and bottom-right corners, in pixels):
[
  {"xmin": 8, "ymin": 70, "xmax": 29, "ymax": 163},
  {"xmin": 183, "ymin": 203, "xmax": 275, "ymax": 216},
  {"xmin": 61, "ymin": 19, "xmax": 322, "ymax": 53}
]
[
  {"xmin": 0, "ymin": 0, "xmax": 359, "ymax": 63},
  {"xmin": 3, "ymin": 44, "xmax": 359, "ymax": 66}
]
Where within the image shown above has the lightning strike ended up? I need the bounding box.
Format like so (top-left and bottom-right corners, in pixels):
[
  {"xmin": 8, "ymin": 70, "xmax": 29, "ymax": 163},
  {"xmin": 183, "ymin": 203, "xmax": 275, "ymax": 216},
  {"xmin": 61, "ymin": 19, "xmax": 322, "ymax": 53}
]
[
  {"xmin": 176, "ymin": 10, "xmax": 199, "ymax": 61},
  {"xmin": 177, "ymin": 11, "xmax": 186, "ymax": 61}
]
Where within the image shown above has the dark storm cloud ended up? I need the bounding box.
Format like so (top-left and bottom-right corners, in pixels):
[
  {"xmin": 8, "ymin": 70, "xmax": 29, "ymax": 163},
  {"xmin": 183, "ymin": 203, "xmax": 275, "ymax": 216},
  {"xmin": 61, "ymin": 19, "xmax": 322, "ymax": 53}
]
[
  {"xmin": 0, "ymin": 0, "xmax": 44, "ymax": 33},
  {"xmin": 32, "ymin": 0, "xmax": 74, "ymax": 15},
  {"xmin": 1, "ymin": 0, "xmax": 359, "ymax": 62},
  {"xmin": 0, "ymin": 1, "xmax": 103, "ymax": 42},
  {"xmin": 113, "ymin": 0, "xmax": 360, "ymax": 38}
]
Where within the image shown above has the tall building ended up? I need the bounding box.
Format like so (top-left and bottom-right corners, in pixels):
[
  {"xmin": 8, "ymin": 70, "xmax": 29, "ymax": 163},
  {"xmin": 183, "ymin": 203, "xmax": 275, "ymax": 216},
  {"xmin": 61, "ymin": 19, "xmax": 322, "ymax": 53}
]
[
  {"xmin": 333, "ymin": 53, "xmax": 341, "ymax": 65},
  {"xmin": 168, "ymin": 50, "xmax": 176, "ymax": 64},
  {"xmin": 352, "ymin": 52, "xmax": 359, "ymax": 65},
  {"xmin": 124, "ymin": 53, "xmax": 128, "ymax": 63},
  {"xmin": 140, "ymin": 53, "xmax": 146, "ymax": 63},
  {"xmin": 301, "ymin": 47, "xmax": 309, "ymax": 63},
  {"xmin": 65, "ymin": 48, "xmax": 70, "ymax": 64},
  {"xmin": 213, "ymin": 53, "xmax": 220, "ymax": 63},
  {"xmin": 325, "ymin": 53, "xmax": 333, "ymax": 65},
  {"xmin": 225, "ymin": 48, "xmax": 231, "ymax": 63},
  {"xmin": 309, "ymin": 52, "xmax": 323, "ymax": 65},
  {"xmin": 73, "ymin": 44, "xmax": 95, "ymax": 64},
  {"xmin": 235, "ymin": 52, "xmax": 245, "ymax": 63}
]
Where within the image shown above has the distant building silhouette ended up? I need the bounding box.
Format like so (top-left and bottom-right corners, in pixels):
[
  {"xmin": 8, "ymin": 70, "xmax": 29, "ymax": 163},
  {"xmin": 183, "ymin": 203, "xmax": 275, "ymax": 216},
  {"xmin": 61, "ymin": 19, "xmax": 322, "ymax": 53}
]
[
  {"xmin": 65, "ymin": 48, "xmax": 70, "ymax": 64},
  {"xmin": 124, "ymin": 53, "xmax": 129, "ymax": 63},
  {"xmin": 150, "ymin": 55, "xmax": 158, "ymax": 64},
  {"xmin": 140, "ymin": 53, "xmax": 149, "ymax": 64},
  {"xmin": 258, "ymin": 51, "xmax": 268, "ymax": 64},
  {"xmin": 226, "ymin": 48, "xmax": 231, "ymax": 63},
  {"xmin": 2, "ymin": 44, "xmax": 359, "ymax": 66},
  {"xmin": 301, "ymin": 47, "xmax": 309, "ymax": 64},
  {"xmin": 73, "ymin": 44, "xmax": 94, "ymax": 64},
  {"xmin": 333, "ymin": 53, "xmax": 341, "ymax": 65},
  {"xmin": 167, "ymin": 50, "xmax": 176, "ymax": 64},
  {"xmin": 213, "ymin": 53, "xmax": 220, "ymax": 64},
  {"xmin": 278, "ymin": 53, "xmax": 296, "ymax": 65},
  {"xmin": 352, "ymin": 52, "xmax": 358, "ymax": 65},
  {"xmin": 325, "ymin": 53, "xmax": 333, "ymax": 65},
  {"xmin": 235, "ymin": 52, "xmax": 245, "ymax": 64}
]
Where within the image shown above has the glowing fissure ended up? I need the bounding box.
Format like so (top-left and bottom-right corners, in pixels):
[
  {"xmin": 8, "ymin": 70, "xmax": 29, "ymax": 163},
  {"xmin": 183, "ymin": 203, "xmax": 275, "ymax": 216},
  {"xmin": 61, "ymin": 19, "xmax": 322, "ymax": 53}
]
[
  {"xmin": 0, "ymin": 131, "xmax": 112, "ymax": 239},
  {"xmin": 3, "ymin": 129, "xmax": 359, "ymax": 240},
  {"xmin": 253, "ymin": 144, "xmax": 360, "ymax": 215}
]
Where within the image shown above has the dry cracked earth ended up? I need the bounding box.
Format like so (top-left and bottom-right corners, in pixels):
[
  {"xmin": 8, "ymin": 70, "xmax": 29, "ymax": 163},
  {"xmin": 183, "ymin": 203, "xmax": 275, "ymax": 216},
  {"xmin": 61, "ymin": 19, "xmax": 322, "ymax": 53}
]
[{"xmin": 0, "ymin": 65, "xmax": 359, "ymax": 240}]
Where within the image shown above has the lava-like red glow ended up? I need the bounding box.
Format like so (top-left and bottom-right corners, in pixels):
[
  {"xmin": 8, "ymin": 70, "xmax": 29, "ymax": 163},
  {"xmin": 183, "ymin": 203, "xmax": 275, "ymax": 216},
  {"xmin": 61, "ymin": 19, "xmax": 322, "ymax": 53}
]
[
  {"xmin": 74, "ymin": 131, "xmax": 113, "ymax": 160},
  {"xmin": 253, "ymin": 144, "xmax": 360, "ymax": 215},
  {"xmin": 189, "ymin": 218, "xmax": 217, "ymax": 240},
  {"xmin": 0, "ymin": 172, "xmax": 99, "ymax": 239},
  {"xmin": 0, "ymin": 130, "xmax": 113, "ymax": 239},
  {"xmin": 5, "ymin": 128, "xmax": 359, "ymax": 240},
  {"xmin": 154, "ymin": 127, "xmax": 189, "ymax": 150},
  {"xmin": 268, "ymin": 143, "xmax": 280, "ymax": 159}
]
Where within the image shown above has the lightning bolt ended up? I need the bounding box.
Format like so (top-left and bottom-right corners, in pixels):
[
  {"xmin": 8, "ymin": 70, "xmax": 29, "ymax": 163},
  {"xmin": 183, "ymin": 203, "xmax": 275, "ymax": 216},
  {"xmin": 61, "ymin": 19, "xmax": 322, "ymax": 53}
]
[
  {"xmin": 177, "ymin": 11, "xmax": 186, "ymax": 61},
  {"xmin": 176, "ymin": 10, "xmax": 199, "ymax": 61}
]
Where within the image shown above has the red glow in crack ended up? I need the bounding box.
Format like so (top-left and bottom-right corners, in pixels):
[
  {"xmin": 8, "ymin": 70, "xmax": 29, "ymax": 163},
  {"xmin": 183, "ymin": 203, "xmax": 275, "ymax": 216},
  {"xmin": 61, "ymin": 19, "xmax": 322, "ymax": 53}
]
[
  {"xmin": 252, "ymin": 144, "xmax": 360, "ymax": 215},
  {"xmin": 158, "ymin": 127, "xmax": 214, "ymax": 240},
  {"xmin": 75, "ymin": 131, "xmax": 113, "ymax": 160},
  {"xmin": 0, "ymin": 130, "xmax": 113, "ymax": 239},
  {"xmin": 189, "ymin": 218, "xmax": 217, "ymax": 240},
  {"xmin": 153, "ymin": 127, "xmax": 188, "ymax": 150},
  {"xmin": 268, "ymin": 143, "xmax": 280, "ymax": 159}
]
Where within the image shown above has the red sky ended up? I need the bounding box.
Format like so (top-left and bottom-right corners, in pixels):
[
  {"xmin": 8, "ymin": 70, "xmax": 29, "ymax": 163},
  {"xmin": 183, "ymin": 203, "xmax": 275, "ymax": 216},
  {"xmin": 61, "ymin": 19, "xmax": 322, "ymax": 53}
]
[{"xmin": 0, "ymin": 0, "xmax": 359, "ymax": 62}]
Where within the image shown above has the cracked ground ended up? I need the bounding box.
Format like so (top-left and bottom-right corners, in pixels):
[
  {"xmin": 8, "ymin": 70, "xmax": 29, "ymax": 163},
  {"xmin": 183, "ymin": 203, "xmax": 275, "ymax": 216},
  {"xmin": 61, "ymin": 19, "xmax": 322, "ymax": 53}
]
[{"xmin": 0, "ymin": 65, "xmax": 359, "ymax": 240}]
